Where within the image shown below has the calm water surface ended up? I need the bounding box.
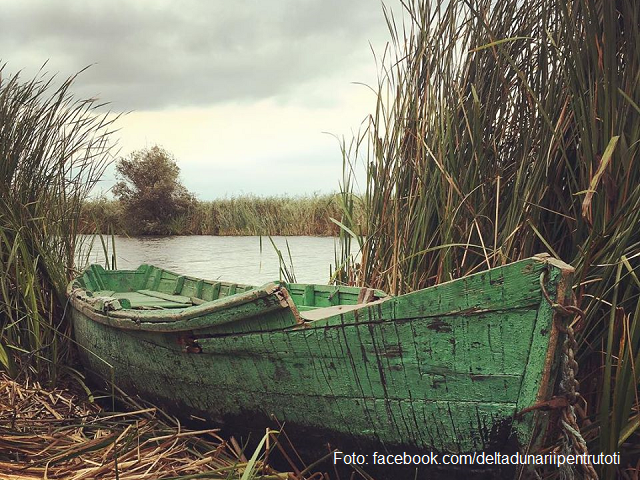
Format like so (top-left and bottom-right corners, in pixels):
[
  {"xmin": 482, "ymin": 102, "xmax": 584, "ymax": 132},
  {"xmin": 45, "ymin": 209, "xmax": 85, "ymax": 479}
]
[{"xmin": 79, "ymin": 235, "xmax": 339, "ymax": 285}]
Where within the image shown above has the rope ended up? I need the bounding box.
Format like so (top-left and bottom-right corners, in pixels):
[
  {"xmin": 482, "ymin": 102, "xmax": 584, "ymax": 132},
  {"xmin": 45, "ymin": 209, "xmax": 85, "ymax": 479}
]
[{"xmin": 540, "ymin": 271, "xmax": 599, "ymax": 480}]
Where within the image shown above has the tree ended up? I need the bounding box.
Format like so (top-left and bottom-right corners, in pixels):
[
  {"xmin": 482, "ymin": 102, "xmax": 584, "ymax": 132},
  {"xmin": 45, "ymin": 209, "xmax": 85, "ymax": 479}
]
[{"xmin": 113, "ymin": 146, "xmax": 194, "ymax": 235}]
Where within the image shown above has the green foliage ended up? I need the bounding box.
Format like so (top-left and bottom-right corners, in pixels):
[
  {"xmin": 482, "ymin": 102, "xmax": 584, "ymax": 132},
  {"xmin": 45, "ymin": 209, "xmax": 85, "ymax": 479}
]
[
  {"xmin": 113, "ymin": 146, "xmax": 195, "ymax": 235},
  {"xmin": 80, "ymin": 195, "xmax": 123, "ymax": 234},
  {"xmin": 80, "ymin": 193, "xmax": 349, "ymax": 236},
  {"xmin": 0, "ymin": 65, "xmax": 115, "ymax": 380},
  {"xmin": 193, "ymin": 194, "xmax": 346, "ymax": 236},
  {"xmin": 336, "ymin": 0, "xmax": 640, "ymax": 475}
]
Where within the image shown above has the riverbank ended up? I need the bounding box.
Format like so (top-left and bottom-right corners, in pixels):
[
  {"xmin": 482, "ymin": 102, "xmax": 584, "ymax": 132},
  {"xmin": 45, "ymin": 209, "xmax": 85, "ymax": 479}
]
[
  {"xmin": 80, "ymin": 194, "xmax": 359, "ymax": 236},
  {"xmin": 0, "ymin": 372, "xmax": 303, "ymax": 479}
]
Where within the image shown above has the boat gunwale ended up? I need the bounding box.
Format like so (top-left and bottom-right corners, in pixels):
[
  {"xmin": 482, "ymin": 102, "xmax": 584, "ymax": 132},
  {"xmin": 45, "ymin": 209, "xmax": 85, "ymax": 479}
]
[
  {"xmin": 67, "ymin": 279, "xmax": 305, "ymax": 330},
  {"xmin": 68, "ymin": 253, "xmax": 573, "ymax": 336}
]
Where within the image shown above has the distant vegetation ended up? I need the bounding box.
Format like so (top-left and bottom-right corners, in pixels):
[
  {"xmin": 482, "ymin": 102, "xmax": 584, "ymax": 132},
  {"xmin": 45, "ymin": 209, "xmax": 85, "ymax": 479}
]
[
  {"xmin": 335, "ymin": 0, "xmax": 639, "ymax": 477},
  {"xmin": 84, "ymin": 144, "xmax": 349, "ymax": 237},
  {"xmin": 80, "ymin": 193, "xmax": 349, "ymax": 236},
  {"xmin": 112, "ymin": 146, "xmax": 196, "ymax": 235}
]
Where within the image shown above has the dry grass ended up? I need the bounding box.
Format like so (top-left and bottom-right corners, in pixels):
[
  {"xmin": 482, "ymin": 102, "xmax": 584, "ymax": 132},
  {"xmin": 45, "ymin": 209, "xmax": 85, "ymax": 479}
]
[{"xmin": 0, "ymin": 373, "xmax": 292, "ymax": 480}]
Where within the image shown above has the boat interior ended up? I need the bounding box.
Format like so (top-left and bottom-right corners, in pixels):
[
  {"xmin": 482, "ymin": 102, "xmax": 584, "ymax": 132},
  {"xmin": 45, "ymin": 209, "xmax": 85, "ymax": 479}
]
[{"xmin": 74, "ymin": 264, "xmax": 387, "ymax": 316}]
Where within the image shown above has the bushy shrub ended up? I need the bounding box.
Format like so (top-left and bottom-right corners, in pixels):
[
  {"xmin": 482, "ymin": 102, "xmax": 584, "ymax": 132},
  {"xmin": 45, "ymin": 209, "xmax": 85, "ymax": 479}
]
[{"xmin": 113, "ymin": 146, "xmax": 195, "ymax": 235}]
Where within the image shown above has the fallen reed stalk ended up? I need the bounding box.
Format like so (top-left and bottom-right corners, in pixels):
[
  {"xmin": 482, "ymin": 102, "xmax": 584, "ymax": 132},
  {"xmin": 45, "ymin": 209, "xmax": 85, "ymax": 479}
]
[{"xmin": 0, "ymin": 373, "xmax": 291, "ymax": 479}]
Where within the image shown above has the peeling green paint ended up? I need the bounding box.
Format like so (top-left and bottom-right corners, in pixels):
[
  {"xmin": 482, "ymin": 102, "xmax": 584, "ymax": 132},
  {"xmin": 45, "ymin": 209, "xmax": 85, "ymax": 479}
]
[{"xmin": 69, "ymin": 254, "xmax": 571, "ymax": 455}]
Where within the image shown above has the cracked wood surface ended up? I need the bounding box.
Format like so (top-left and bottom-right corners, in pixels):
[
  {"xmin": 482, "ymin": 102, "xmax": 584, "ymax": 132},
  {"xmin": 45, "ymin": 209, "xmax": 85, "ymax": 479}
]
[{"xmin": 70, "ymin": 254, "xmax": 571, "ymax": 454}]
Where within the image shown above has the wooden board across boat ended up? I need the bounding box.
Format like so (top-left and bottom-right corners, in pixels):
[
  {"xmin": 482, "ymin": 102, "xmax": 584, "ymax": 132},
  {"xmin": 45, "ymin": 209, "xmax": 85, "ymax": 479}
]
[{"xmin": 68, "ymin": 253, "xmax": 573, "ymax": 458}]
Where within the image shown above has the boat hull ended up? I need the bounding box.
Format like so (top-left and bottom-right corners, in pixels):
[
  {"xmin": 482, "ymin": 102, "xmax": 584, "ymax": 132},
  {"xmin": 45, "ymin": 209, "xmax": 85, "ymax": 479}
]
[{"xmin": 70, "ymin": 255, "xmax": 572, "ymax": 458}]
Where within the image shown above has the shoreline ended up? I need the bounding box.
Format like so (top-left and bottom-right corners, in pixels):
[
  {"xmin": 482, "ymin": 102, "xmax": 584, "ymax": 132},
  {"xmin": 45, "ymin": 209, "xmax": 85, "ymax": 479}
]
[{"xmin": 79, "ymin": 194, "xmax": 359, "ymax": 237}]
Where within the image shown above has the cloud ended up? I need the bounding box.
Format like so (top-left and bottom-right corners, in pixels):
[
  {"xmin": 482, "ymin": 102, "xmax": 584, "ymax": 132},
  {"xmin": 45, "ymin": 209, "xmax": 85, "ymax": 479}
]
[
  {"xmin": 1, "ymin": 0, "xmax": 395, "ymax": 198},
  {"xmin": 92, "ymin": 87, "xmax": 375, "ymax": 199},
  {"xmin": 0, "ymin": 0, "xmax": 389, "ymax": 111}
]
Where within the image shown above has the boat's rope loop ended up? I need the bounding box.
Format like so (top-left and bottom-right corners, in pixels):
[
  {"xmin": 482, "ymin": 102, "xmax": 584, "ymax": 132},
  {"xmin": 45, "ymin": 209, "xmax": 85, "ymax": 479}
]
[{"xmin": 540, "ymin": 270, "xmax": 599, "ymax": 480}]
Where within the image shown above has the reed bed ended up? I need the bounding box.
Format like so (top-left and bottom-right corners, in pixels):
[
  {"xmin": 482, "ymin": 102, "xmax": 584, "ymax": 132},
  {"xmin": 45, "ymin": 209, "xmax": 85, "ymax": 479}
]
[
  {"xmin": 80, "ymin": 194, "xmax": 351, "ymax": 237},
  {"xmin": 0, "ymin": 373, "xmax": 292, "ymax": 480},
  {"xmin": 0, "ymin": 66, "xmax": 116, "ymax": 381},
  {"xmin": 336, "ymin": 0, "xmax": 639, "ymax": 477}
]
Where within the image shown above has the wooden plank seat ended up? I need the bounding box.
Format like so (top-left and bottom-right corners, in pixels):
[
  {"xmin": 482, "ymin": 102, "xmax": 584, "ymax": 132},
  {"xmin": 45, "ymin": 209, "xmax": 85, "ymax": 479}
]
[{"xmin": 110, "ymin": 290, "xmax": 193, "ymax": 309}]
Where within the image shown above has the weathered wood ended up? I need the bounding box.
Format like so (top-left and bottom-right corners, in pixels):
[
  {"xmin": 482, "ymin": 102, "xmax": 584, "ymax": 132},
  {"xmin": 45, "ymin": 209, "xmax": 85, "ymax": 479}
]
[
  {"xmin": 69, "ymin": 254, "xmax": 571, "ymax": 457},
  {"xmin": 136, "ymin": 289, "xmax": 192, "ymax": 304}
]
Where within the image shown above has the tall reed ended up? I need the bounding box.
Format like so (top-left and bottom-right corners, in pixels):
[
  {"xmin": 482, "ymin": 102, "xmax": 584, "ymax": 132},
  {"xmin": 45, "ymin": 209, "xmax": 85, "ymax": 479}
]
[
  {"xmin": 0, "ymin": 66, "xmax": 116, "ymax": 382},
  {"xmin": 337, "ymin": 0, "xmax": 639, "ymax": 475}
]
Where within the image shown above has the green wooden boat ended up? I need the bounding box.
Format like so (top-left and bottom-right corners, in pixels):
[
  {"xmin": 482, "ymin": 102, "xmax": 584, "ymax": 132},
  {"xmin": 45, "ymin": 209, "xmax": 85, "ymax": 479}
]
[{"xmin": 68, "ymin": 254, "xmax": 572, "ymax": 458}]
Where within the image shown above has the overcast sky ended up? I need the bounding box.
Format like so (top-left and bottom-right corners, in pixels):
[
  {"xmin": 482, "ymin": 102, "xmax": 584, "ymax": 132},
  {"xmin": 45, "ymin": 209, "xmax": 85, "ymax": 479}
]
[{"xmin": 1, "ymin": 0, "xmax": 394, "ymax": 199}]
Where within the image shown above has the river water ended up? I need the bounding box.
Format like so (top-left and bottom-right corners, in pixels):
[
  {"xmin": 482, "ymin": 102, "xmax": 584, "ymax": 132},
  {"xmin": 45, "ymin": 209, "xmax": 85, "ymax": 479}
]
[{"xmin": 78, "ymin": 235, "xmax": 340, "ymax": 285}]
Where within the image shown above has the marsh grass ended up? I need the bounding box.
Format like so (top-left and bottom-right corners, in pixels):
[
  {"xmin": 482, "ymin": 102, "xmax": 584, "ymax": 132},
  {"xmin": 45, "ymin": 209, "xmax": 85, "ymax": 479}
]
[
  {"xmin": 0, "ymin": 65, "xmax": 116, "ymax": 382},
  {"xmin": 81, "ymin": 194, "xmax": 350, "ymax": 236},
  {"xmin": 336, "ymin": 0, "xmax": 640, "ymax": 475},
  {"xmin": 1, "ymin": 369, "xmax": 373, "ymax": 479}
]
